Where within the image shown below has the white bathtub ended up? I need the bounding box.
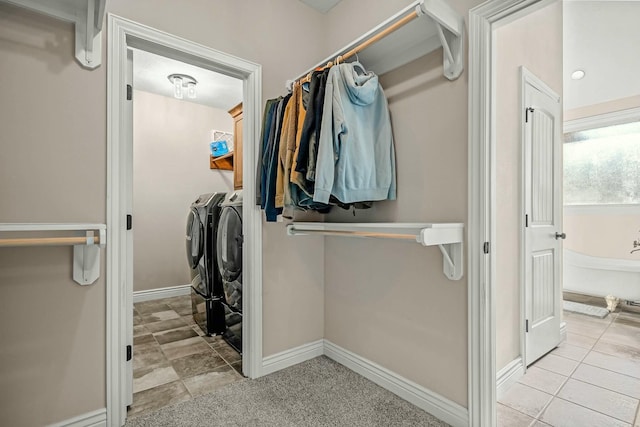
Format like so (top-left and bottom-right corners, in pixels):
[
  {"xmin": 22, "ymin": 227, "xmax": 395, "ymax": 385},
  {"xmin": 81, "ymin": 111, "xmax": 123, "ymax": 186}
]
[{"xmin": 564, "ymin": 249, "xmax": 640, "ymax": 302}]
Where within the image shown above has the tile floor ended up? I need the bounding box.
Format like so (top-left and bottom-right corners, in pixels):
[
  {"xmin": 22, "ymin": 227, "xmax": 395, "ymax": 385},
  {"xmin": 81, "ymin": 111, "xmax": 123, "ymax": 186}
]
[
  {"xmin": 498, "ymin": 298, "xmax": 640, "ymax": 427},
  {"xmin": 128, "ymin": 295, "xmax": 244, "ymax": 417}
]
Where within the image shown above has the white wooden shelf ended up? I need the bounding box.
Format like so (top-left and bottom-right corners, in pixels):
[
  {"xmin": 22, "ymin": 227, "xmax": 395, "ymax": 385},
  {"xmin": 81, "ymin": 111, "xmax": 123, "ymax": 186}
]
[
  {"xmin": 1, "ymin": 0, "xmax": 106, "ymax": 68},
  {"xmin": 0, "ymin": 223, "xmax": 107, "ymax": 285},
  {"xmin": 286, "ymin": 222, "xmax": 464, "ymax": 280},
  {"xmin": 287, "ymin": 0, "xmax": 464, "ymax": 87}
]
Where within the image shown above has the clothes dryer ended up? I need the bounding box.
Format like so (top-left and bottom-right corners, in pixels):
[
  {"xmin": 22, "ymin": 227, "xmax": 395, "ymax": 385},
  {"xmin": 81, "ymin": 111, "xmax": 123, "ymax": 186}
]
[
  {"xmin": 217, "ymin": 190, "xmax": 243, "ymax": 352},
  {"xmin": 186, "ymin": 192, "xmax": 226, "ymax": 335}
]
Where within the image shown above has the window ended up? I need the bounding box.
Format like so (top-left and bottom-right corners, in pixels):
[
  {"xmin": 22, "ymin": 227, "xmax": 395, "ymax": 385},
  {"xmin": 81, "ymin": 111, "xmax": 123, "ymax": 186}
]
[{"xmin": 564, "ymin": 121, "xmax": 640, "ymax": 205}]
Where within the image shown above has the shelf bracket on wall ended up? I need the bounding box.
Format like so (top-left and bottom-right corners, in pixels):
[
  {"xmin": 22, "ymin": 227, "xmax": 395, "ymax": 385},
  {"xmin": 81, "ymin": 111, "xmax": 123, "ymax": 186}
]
[
  {"xmin": 287, "ymin": 222, "xmax": 464, "ymax": 281},
  {"xmin": 1, "ymin": 0, "xmax": 106, "ymax": 69},
  {"xmin": 0, "ymin": 223, "xmax": 107, "ymax": 285}
]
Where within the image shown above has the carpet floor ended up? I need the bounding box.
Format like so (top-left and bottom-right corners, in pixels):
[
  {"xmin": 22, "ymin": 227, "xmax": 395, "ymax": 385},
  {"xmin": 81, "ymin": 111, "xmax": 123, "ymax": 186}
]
[{"xmin": 125, "ymin": 356, "xmax": 450, "ymax": 426}]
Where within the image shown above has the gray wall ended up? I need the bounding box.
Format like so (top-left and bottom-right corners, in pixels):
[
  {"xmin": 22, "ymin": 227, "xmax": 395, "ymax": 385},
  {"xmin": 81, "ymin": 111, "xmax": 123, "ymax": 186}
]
[
  {"xmin": 132, "ymin": 90, "xmax": 234, "ymax": 292},
  {"xmin": 494, "ymin": 1, "xmax": 563, "ymax": 372}
]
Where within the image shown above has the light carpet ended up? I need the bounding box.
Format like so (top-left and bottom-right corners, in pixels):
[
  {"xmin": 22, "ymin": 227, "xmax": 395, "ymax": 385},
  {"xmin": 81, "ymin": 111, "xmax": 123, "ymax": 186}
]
[{"xmin": 125, "ymin": 356, "xmax": 450, "ymax": 426}]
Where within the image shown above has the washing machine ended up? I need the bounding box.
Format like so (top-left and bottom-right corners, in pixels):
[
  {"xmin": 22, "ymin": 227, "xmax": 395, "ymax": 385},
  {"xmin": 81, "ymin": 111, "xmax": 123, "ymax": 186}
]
[
  {"xmin": 186, "ymin": 192, "xmax": 226, "ymax": 336},
  {"xmin": 217, "ymin": 190, "xmax": 243, "ymax": 353}
]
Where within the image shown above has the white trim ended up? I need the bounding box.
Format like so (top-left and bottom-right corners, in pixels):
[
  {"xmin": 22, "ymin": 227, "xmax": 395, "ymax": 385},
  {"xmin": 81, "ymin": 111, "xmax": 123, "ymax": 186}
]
[
  {"xmin": 564, "ymin": 249, "xmax": 640, "ymax": 273},
  {"xmin": 132, "ymin": 284, "xmax": 191, "ymax": 303},
  {"xmin": 495, "ymin": 357, "xmax": 524, "ymax": 401},
  {"xmin": 324, "ymin": 340, "xmax": 468, "ymax": 427},
  {"xmin": 47, "ymin": 408, "xmax": 107, "ymax": 427},
  {"xmin": 563, "ymin": 106, "xmax": 640, "ymax": 133},
  {"xmin": 560, "ymin": 321, "xmax": 567, "ymax": 343},
  {"xmin": 261, "ymin": 339, "xmax": 325, "ymax": 376},
  {"xmin": 468, "ymin": 1, "xmax": 547, "ymax": 426},
  {"xmin": 107, "ymin": 15, "xmax": 263, "ymax": 427},
  {"xmin": 564, "ymin": 204, "xmax": 640, "ymax": 216}
]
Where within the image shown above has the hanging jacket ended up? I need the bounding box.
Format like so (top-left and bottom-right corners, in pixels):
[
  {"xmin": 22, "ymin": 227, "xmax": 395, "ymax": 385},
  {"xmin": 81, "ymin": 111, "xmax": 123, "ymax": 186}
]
[
  {"xmin": 313, "ymin": 62, "xmax": 396, "ymax": 204},
  {"xmin": 256, "ymin": 98, "xmax": 278, "ymax": 206},
  {"xmin": 259, "ymin": 98, "xmax": 280, "ymax": 210},
  {"xmin": 264, "ymin": 95, "xmax": 291, "ymax": 221},
  {"xmin": 275, "ymin": 87, "xmax": 297, "ymax": 208}
]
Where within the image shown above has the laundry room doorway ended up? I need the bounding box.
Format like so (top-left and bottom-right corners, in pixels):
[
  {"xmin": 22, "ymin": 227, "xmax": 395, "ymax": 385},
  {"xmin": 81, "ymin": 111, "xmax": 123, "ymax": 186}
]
[{"xmin": 107, "ymin": 15, "xmax": 263, "ymax": 427}]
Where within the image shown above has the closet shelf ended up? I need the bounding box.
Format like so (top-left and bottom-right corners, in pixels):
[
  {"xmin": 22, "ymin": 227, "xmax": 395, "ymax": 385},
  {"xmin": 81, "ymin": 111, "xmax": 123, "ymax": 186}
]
[
  {"xmin": 210, "ymin": 153, "xmax": 234, "ymax": 171},
  {"xmin": 0, "ymin": 223, "xmax": 106, "ymax": 285},
  {"xmin": 286, "ymin": 222, "xmax": 464, "ymax": 280},
  {"xmin": 286, "ymin": 0, "xmax": 464, "ymax": 88},
  {"xmin": 2, "ymin": 0, "xmax": 106, "ymax": 69}
]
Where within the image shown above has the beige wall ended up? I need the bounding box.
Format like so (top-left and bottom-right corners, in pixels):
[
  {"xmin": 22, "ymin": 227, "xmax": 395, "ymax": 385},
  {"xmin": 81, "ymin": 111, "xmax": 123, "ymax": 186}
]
[
  {"xmin": 564, "ymin": 211, "xmax": 640, "ymax": 261},
  {"xmin": 321, "ymin": 0, "xmax": 478, "ymax": 407},
  {"xmin": 132, "ymin": 90, "xmax": 234, "ymax": 292},
  {"xmin": 494, "ymin": 1, "xmax": 563, "ymax": 372},
  {"xmin": 0, "ymin": 4, "xmax": 106, "ymax": 426},
  {"xmin": 0, "ymin": 1, "xmax": 327, "ymax": 424}
]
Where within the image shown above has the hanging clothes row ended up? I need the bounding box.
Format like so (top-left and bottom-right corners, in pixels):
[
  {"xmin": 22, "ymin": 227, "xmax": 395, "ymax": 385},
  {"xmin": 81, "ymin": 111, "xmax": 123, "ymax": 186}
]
[{"xmin": 256, "ymin": 61, "xmax": 397, "ymax": 222}]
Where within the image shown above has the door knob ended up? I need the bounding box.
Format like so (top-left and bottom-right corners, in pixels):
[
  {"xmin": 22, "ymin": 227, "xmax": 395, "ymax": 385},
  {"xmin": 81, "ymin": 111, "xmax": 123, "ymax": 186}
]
[{"xmin": 555, "ymin": 232, "xmax": 566, "ymax": 240}]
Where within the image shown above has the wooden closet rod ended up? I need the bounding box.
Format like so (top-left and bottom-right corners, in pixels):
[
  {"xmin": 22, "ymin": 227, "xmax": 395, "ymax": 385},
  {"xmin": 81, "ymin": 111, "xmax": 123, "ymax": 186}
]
[
  {"xmin": 0, "ymin": 236, "xmax": 101, "ymax": 248},
  {"xmin": 289, "ymin": 228, "xmax": 417, "ymax": 241},
  {"xmin": 297, "ymin": 10, "xmax": 420, "ymax": 84}
]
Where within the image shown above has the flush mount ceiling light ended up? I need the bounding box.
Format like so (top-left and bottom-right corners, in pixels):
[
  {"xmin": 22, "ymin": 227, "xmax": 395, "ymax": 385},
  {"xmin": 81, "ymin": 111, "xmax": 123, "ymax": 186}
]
[
  {"xmin": 168, "ymin": 73, "xmax": 198, "ymax": 99},
  {"xmin": 571, "ymin": 70, "xmax": 585, "ymax": 80}
]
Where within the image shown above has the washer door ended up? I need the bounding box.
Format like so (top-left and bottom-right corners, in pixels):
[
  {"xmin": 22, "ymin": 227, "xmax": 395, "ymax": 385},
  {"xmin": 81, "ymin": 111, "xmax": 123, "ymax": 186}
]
[
  {"xmin": 186, "ymin": 207, "xmax": 204, "ymax": 269},
  {"xmin": 217, "ymin": 207, "xmax": 243, "ymax": 282}
]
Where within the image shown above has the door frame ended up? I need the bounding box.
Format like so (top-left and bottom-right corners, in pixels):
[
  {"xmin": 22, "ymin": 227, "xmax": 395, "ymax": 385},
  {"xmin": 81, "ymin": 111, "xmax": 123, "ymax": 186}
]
[
  {"xmin": 106, "ymin": 15, "xmax": 263, "ymax": 427},
  {"xmin": 467, "ymin": 0, "xmax": 554, "ymax": 426}
]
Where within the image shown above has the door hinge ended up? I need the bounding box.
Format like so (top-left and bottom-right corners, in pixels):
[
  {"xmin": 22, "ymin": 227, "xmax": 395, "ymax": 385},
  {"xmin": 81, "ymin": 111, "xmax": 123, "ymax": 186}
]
[
  {"xmin": 525, "ymin": 107, "xmax": 534, "ymax": 123},
  {"xmin": 483, "ymin": 241, "xmax": 490, "ymax": 254},
  {"xmin": 126, "ymin": 214, "xmax": 132, "ymax": 230},
  {"xmin": 127, "ymin": 84, "xmax": 132, "ymax": 101},
  {"xmin": 126, "ymin": 345, "xmax": 132, "ymax": 361},
  {"xmin": 525, "ymin": 319, "xmax": 529, "ymax": 333},
  {"xmin": 525, "ymin": 214, "xmax": 529, "ymax": 227}
]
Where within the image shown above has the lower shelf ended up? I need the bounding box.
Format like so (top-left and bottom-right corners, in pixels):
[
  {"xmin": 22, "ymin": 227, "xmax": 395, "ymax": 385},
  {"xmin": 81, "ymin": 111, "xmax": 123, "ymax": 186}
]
[{"xmin": 210, "ymin": 153, "xmax": 233, "ymax": 171}]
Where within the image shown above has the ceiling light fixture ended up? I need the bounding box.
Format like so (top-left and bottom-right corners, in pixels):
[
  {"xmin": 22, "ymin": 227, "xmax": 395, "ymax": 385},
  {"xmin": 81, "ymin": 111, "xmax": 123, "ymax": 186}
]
[
  {"xmin": 168, "ymin": 74, "xmax": 198, "ymax": 99},
  {"xmin": 571, "ymin": 70, "xmax": 585, "ymax": 80}
]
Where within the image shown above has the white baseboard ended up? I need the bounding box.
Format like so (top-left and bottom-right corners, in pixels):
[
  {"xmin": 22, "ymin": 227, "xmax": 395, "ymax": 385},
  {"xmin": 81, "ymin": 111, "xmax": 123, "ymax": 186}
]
[
  {"xmin": 47, "ymin": 408, "xmax": 106, "ymax": 427},
  {"xmin": 261, "ymin": 339, "xmax": 325, "ymax": 376},
  {"xmin": 496, "ymin": 357, "xmax": 524, "ymax": 401},
  {"xmin": 323, "ymin": 340, "xmax": 468, "ymax": 427},
  {"xmin": 560, "ymin": 321, "xmax": 567, "ymax": 342},
  {"xmin": 133, "ymin": 284, "xmax": 191, "ymax": 303}
]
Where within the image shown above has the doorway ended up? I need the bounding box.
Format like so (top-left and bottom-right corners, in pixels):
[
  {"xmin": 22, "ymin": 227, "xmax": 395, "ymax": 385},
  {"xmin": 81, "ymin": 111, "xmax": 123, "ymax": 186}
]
[
  {"xmin": 126, "ymin": 48, "xmax": 244, "ymax": 416},
  {"xmin": 107, "ymin": 15, "xmax": 263, "ymax": 427}
]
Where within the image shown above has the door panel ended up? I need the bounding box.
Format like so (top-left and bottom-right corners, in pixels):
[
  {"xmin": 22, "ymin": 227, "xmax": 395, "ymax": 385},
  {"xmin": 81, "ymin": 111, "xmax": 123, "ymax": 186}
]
[{"xmin": 523, "ymin": 69, "xmax": 562, "ymax": 366}]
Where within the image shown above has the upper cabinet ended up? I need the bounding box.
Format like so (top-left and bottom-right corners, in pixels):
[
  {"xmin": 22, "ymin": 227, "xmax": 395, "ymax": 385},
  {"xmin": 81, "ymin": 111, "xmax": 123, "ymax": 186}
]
[{"xmin": 229, "ymin": 103, "xmax": 243, "ymax": 190}]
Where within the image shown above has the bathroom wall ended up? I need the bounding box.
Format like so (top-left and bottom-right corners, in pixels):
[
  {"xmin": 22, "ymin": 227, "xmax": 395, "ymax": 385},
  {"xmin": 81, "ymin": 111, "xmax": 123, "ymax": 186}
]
[
  {"xmin": 133, "ymin": 90, "xmax": 234, "ymax": 292},
  {"xmin": 0, "ymin": 1, "xmax": 327, "ymax": 425},
  {"xmin": 494, "ymin": 1, "xmax": 563, "ymax": 372}
]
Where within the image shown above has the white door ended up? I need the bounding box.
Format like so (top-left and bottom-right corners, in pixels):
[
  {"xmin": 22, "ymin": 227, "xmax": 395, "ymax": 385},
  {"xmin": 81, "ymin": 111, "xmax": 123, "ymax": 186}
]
[{"xmin": 522, "ymin": 68, "xmax": 563, "ymax": 366}]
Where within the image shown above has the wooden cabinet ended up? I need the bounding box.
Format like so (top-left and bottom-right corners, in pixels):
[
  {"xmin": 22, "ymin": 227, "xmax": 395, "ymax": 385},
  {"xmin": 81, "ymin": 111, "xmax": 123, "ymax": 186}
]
[{"xmin": 229, "ymin": 103, "xmax": 243, "ymax": 189}]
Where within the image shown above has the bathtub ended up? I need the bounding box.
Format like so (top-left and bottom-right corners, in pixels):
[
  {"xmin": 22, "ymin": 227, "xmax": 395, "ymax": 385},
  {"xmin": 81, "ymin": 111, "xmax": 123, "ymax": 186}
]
[{"xmin": 564, "ymin": 249, "xmax": 640, "ymax": 302}]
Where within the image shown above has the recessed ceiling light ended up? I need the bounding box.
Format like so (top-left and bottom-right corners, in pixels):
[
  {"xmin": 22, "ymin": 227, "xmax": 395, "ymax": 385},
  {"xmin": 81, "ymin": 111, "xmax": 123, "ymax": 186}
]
[{"xmin": 571, "ymin": 70, "xmax": 585, "ymax": 80}]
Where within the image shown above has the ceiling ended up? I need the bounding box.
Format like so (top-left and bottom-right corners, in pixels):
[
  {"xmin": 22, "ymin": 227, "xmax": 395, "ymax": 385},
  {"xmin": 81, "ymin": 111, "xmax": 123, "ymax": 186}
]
[
  {"xmin": 564, "ymin": 1, "xmax": 640, "ymax": 111},
  {"xmin": 298, "ymin": 0, "xmax": 342, "ymax": 13},
  {"xmin": 132, "ymin": 49, "xmax": 243, "ymax": 111}
]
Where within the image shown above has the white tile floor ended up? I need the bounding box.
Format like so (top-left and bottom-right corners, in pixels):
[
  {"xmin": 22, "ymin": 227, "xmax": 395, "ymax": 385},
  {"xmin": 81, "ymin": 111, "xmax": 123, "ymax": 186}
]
[{"xmin": 498, "ymin": 305, "xmax": 640, "ymax": 427}]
